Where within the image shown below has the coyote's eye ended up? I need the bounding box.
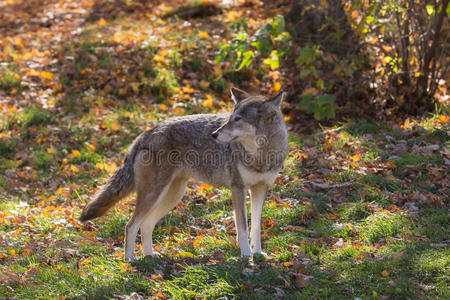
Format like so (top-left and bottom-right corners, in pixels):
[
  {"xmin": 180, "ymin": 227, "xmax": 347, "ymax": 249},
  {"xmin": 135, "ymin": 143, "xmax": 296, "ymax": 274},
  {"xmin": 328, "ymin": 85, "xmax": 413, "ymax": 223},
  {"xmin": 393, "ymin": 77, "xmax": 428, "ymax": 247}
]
[{"xmin": 234, "ymin": 116, "xmax": 241, "ymax": 122}]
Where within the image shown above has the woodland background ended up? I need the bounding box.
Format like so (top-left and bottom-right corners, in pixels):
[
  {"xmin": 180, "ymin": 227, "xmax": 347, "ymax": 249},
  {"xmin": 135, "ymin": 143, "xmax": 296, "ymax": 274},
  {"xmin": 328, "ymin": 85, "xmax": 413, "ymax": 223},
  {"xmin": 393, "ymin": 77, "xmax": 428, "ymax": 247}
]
[{"xmin": 0, "ymin": 0, "xmax": 448, "ymax": 299}]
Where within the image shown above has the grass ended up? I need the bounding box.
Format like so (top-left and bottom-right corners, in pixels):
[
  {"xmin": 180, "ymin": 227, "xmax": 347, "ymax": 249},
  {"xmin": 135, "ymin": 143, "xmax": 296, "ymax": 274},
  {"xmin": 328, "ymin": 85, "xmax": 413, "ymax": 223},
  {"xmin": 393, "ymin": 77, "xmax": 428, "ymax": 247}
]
[
  {"xmin": 0, "ymin": 69, "xmax": 22, "ymax": 92},
  {"xmin": 1, "ymin": 115, "xmax": 449, "ymax": 300}
]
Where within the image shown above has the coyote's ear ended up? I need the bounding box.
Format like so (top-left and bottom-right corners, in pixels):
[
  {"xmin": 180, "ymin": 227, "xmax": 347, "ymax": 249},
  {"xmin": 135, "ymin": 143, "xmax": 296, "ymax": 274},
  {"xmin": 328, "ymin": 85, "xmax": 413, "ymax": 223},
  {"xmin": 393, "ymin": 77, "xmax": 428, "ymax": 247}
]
[
  {"xmin": 230, "ymin": 87, "xmax": 249, "ymax": 104},
  {"xmin": 266, "ymin": 91, "xmax": 285, "ymax": 107}
]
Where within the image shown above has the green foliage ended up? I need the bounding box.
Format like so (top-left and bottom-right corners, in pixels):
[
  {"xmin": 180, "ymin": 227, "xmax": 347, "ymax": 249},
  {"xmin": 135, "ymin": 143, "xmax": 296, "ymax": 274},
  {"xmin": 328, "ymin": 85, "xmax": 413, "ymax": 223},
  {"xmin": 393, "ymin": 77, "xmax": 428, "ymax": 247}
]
[
  {"xmin": 297, "ymin": 93, "xmax": 335, "ymax": 120},
  {"xmin": 0, "ymin": 139, "xmax": 15, "ymax": 157},
  {"xmin": 296, "ymin": 45, "xmax": 322, "ymax": 79},
  {"xmin": 33, "ymin": 151, "xmax": 54, "ymax": 170},
  {"xmin": 0, "ymin": 69, "xmax": 22, "ymax": 91},
  {"xmin": 360, "ymin": 213, "xmax": 410, "ymax": 243},
  {"xmin": 215, "ymin": 15, "xmax": 291, "ymax": 70},
  {"xmin": 21, "ymin": 107, "xmax": 52, "ymax": 128}
]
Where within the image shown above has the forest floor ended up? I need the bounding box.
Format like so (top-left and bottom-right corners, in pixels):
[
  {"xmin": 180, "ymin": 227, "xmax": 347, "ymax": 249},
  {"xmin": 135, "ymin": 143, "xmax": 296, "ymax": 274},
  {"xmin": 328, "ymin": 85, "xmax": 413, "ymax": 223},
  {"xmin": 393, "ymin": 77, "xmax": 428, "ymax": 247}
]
[{"xmin": 0, "ymin": 0, "xmax": 448, "ymax": 299}]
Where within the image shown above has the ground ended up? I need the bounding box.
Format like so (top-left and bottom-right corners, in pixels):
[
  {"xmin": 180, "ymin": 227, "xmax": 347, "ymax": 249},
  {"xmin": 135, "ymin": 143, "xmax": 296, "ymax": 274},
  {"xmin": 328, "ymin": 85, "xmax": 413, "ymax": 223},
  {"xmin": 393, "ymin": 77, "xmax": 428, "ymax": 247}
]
[{"xmin": 0, "ymin": 0, "xmax": 449, "ymax": 299}]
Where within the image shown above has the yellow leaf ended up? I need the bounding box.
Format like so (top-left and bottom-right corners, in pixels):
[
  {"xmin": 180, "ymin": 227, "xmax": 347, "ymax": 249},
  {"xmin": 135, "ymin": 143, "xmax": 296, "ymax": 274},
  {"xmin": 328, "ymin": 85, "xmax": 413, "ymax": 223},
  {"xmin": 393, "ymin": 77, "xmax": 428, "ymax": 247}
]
[
  {"xmin": 105, "ymin": 162, "xmax": 118, "ymax": 173},
  {"xmin": 86, "ymin": 143, "xmax": 96, "ymax": 151},
  {"xmin": 47, "ymin": 145, "xmax": 57, "ymax": 154},
  {"xmin": 225, "ymin": 10, "xmax": 241, "ymax": 22},
  {"xmin": 98, "ymin": 18, "xmax": 106, "ymax": 26},
  {"xmin": 203, "ymin": 94, "xmax": 214, "ymax": 107},
  {"xmin": 159, "ymin": 48, "xmax": 169, "ymax": 57},
  {"xmin": 70, "ymin": 165, "xmax": 79, "ymax": 173},
  {"xmin": 282, "ymin": 261, "xmax": 293, "ymax": 267},
  {"xmin": 111, "ymin": 123, "xmax": 120, "ymax": 131},
  {"xmin": 56, "ymin": 187, "xmax": 65, "ymax": 195},
  {"xmin": 173, "ymin": 107, "xmax": 185, "ymax": 116},
  {"xmin": 68, "ymin": 149, "xmax": 81, "ymax": 158},
  {"xmin": 80, "ymin": 258, "xmax": 92, "ymax": 267},
  {"xmin": 160, "ymin": 104, "xmax": 168, "ymax": 111},
  {"xmin": 40, "ymin": 71, "xmax": 53, "ymax": 80},
  {"xmin": 177, "ymin": 251, "xmax": 196, "ymax": 258},
  {"xmin": 273, "ymin": 82, "xmax": 281, "ymax": 93},
  {"xmin": 183, "ymin": 85, "xmax": 194, "ymax": 93},
  {"xmin": 198, "ymin": 31, "xmax": 211, "ymax": 39},
  {"xmin": 352, "ymin": 153, "xmax": 361, "ymax": 162},
  {"xmin": 302, "ymin": 87, "xmax": 317, "ymax": 96},
  {"xmin": 119, "ymin": 262, "xmax": 132, "ymax": 274}
]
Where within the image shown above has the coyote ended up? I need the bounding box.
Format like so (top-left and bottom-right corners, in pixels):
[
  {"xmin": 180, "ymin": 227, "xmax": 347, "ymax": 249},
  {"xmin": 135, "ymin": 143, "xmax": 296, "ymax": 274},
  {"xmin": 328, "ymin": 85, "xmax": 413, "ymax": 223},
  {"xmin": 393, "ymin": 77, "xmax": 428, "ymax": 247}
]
[{"xmin": 80, "ymin": 88, "xmax": 288, "ymax": 260}]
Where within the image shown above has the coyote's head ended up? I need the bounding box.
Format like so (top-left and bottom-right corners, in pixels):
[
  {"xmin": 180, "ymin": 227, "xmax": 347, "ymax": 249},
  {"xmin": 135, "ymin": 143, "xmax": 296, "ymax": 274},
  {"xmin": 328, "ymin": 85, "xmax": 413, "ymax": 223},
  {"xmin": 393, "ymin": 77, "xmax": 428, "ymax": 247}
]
[{"xmin": 212, "ymin": 88, "xmax": 286, "ymax": 147}]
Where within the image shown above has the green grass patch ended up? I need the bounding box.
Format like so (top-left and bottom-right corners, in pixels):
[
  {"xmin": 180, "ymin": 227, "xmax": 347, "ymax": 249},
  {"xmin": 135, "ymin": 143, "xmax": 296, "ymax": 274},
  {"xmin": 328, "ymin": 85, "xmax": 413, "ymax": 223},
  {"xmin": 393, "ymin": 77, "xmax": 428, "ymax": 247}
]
[
  {"xmin": 360, "ymin": 212, "xmax": 410, "ymax": 243},
  {"xmin": 0, "ymin": 69, "xmax": 22, "ymax": 91},
  {"xmin": 0, "ymin": 138, "xmax": 16, "ymax": 156},
  {"xmin": 361, "ymin": 174, "xmax": 401, "ymax": 192},
  {"xmin": 21, "ymin": 107, "xmax": 52, "ymax": 129},
  {"xmin": 33, "ymin": 151, "xmax": 54, "ymax": 170}
]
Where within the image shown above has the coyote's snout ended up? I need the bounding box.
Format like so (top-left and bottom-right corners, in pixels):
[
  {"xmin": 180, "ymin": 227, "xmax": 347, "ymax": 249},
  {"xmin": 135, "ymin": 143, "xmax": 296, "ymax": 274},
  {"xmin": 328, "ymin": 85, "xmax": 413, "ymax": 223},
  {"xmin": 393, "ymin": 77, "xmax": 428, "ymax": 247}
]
[{"xmin": 80, "ymin": 87, "xmax": 288, "ymax": 260}]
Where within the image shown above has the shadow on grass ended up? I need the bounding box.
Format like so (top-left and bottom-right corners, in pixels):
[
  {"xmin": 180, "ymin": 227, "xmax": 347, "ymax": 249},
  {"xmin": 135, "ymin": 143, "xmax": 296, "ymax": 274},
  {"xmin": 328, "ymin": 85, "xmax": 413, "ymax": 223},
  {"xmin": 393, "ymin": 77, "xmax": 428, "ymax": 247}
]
[{"xmin": 75, "ymin": 238, "xmax": 448, "ymax": 300}]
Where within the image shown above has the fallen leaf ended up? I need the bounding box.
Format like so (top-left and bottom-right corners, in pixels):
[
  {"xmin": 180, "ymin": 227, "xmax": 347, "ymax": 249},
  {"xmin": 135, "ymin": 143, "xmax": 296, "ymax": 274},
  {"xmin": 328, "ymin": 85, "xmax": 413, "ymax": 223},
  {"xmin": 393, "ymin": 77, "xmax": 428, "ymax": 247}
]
[
  {"xmin": 198, "ymin": 31, "xmax": 211, "ymax": 39},
  {"xmin": 295, "ymin": 273, "xmax": 313, "ymax": 288},
  {"xmin": 98, "ymin": 18, "xmax": 107, "ymax": 26}
]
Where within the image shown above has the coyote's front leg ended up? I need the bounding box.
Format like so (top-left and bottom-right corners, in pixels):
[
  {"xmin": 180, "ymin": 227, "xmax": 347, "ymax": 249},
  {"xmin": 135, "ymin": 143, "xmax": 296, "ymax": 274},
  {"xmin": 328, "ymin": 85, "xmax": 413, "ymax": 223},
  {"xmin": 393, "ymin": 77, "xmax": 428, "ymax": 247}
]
[
  {"xmin": 250, "ymin": 183, "xmax": 267, "ymax": 254},
  {"xmin": 231, "ymin": 186, "xmax": 251, "ymax": 257}
]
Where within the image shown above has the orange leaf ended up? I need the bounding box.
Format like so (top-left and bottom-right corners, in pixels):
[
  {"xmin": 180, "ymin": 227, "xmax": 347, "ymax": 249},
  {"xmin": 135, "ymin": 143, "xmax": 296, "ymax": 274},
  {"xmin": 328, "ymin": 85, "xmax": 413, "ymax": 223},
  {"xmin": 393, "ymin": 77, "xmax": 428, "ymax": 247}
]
[
  {"xmin": 352, "ymin": 153, "xmax": 361, "ymax": 162},
  {"xmin": 193, "ymin": 235, "xmax": 204, "ymax": 248},
  {"xmin": 198, "ymin": 31, "xmax": 211, "ymax": 39},
  {"xmin": 273, "ymin": 82, "xmax": 281, "ymax": 93},
  {"xmin": 382, "ymin": 270, "xmax": 390, "ymax": 277},
  {"xmin": 156, "ymin": 291, "xmax": 167, "ymax": 299},
  {"xmin": 98, "ymin": 18, "xmax": 106, "ymax": 26},
  {"xmin": 402, "ymin": 118, "xmax": 410, "ymax": 128},
  {"xmin": 68, "ymin": 149, "xmax": 81, "ymax": 158},
  {"xmin": 351, "ymin": 10, "xmax": 358, "ymax": 19},
  {"xmin": 111, "ymin": 123, "xmax": 120, "ymax": 131},
  {"xmin": 203, "ymin": 94, "xmax": 214, "ymax": 107}
]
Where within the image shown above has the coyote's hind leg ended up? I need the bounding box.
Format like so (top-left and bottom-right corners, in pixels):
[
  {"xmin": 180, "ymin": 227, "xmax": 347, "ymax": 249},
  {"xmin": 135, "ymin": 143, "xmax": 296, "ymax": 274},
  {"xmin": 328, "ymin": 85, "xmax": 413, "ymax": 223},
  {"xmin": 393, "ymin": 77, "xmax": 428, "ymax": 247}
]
[
  {"xmin": 140, "ymin": 176, "xmax": 188, "ymax": 256},
  {"xmin": 124, "ymin": 170, "xmax": 175, "ymax": 261}
]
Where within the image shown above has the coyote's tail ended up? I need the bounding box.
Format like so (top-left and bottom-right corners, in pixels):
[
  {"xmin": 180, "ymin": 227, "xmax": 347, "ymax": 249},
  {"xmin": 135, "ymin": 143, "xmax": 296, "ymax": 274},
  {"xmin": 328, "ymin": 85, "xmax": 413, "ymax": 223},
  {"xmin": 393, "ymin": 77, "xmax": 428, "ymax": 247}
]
[{"xmin": 79, "ymin": 136, "xmax": 142, "ymax": 222}]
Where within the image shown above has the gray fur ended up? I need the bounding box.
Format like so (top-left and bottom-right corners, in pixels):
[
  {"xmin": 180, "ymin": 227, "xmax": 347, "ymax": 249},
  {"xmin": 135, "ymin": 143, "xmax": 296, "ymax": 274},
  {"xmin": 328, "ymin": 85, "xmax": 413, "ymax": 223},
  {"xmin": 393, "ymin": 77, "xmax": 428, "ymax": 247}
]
[{"xmin": 79, "ymin": 89, "xmax": 288, "ymax": 260}]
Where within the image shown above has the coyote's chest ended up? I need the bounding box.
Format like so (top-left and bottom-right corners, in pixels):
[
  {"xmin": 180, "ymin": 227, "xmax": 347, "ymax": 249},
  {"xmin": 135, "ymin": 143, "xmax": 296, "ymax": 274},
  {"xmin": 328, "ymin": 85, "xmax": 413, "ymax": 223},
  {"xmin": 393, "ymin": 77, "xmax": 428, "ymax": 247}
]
[{"xmin": 237, "ymin": 163, "xmax": 279, "ymax": 187}]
